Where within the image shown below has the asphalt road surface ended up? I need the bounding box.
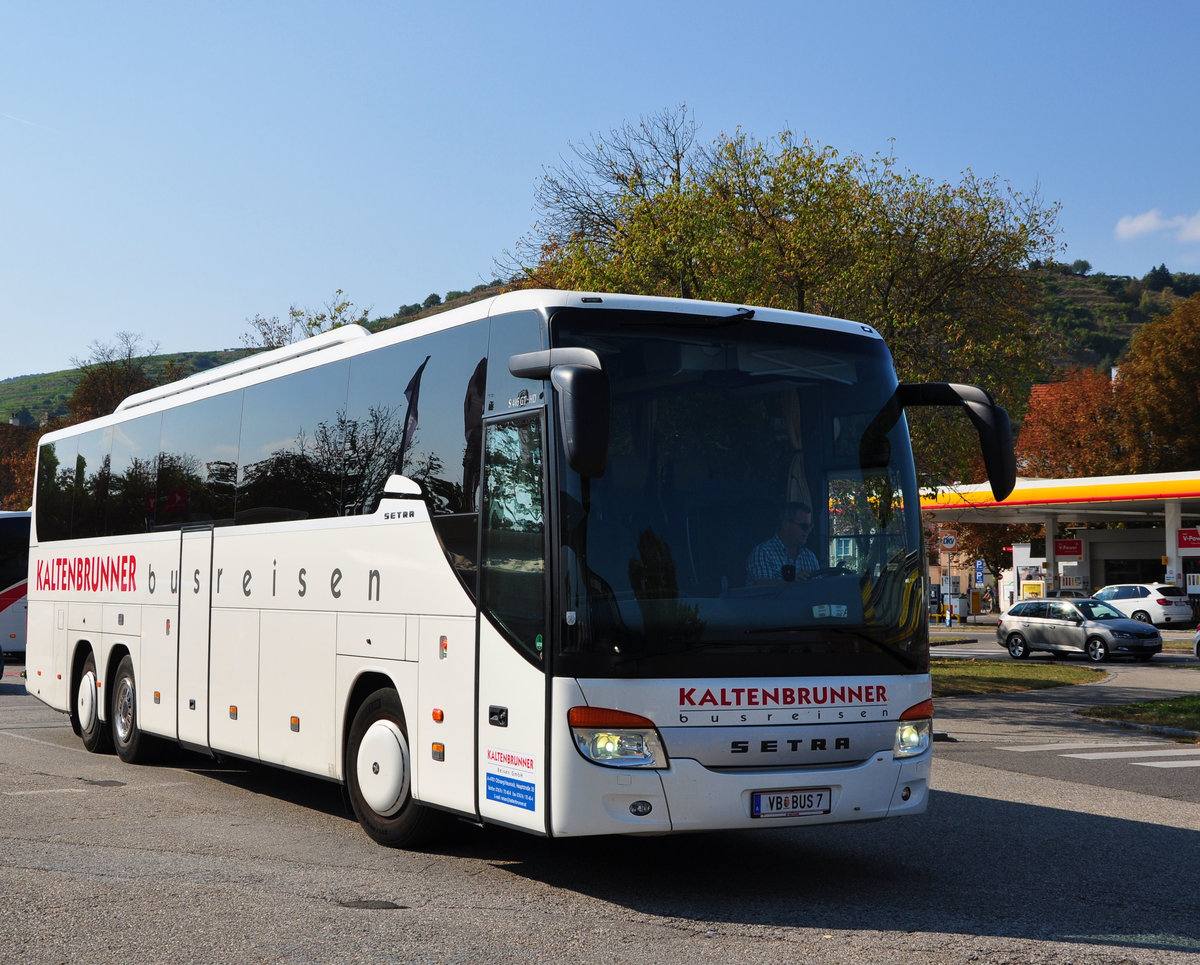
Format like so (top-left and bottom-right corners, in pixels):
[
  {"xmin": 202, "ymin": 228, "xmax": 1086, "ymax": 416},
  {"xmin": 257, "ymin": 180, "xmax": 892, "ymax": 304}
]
[{"xmin": 2, "ymin": 659, "xmax": 1198, "ymax": 965}]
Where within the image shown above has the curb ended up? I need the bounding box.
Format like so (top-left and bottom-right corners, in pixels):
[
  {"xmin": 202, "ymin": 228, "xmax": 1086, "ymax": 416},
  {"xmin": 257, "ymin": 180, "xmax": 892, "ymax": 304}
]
[{"xmin": 1084, "ymin": 716, "xmax": 1200, "ymax": 742}]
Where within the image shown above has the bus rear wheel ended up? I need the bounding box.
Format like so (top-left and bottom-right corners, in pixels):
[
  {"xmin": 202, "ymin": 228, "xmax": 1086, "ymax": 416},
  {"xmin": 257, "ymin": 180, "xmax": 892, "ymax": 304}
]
[
  {"xmin": 74, "ymin": 652, "xmax": 112, "ymax": 754},
  {"xmin": 346, "ymin": 688, "xmax": 442, "ymax": 848},
  {"xmin": 113, "ymin": 655, "xmax": 156, "ymax": 764}
]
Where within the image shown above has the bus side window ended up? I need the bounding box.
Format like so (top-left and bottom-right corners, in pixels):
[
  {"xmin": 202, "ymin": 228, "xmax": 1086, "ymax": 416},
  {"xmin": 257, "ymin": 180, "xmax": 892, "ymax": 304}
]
[
  {"xmin": 107, "ymin": 412, "xmax": 162, "ymax": 535},
  {"xmin": 159, "ymin": 391, "xmax": 243, "ymax": 529},
  {"xmin": 485, "ymin": 310, "xmax": 545, "ymax": 417},
  {"xmin": 480, "ymin": 414, "xmax": 546, "ymax": 660},
  {"xmin": 237, "ymin": 362, "xmax": 351, "ymax": 523},
  {"xmin": 35, "ymin": 439, "xmax": 75, "ymax": 542},
  {"xmin": 71, "ymin": 427, "xmax": 113, "ymax": 540}
]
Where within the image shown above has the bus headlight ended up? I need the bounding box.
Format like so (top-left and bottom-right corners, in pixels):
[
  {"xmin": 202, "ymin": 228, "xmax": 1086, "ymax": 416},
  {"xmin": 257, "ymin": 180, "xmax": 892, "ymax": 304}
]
[
  {"xmin": 894, "ymin": 699, "xmax": 933, "ymax": 759},
  {"xmin": 568, "ymin": 706, "xmax": 667, "ymax": 768}
]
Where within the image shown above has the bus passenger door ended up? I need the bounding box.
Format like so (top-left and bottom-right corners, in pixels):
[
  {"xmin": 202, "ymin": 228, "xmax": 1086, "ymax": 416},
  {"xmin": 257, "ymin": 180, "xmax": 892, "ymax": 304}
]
[
  {"xmin": 476, "ymin": 412, "xmax": 549, "ymax": 833},
  {"xmin": 176, "ymin": 527, "xmax": 213, "ymax": 750}
]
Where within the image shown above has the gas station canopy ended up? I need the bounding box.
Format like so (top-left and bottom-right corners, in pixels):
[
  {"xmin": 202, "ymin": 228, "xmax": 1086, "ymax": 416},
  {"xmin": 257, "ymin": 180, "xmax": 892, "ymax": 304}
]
[{"xmin": 920, "ymin": 471, "xmax": 1200, "ymax": 526}]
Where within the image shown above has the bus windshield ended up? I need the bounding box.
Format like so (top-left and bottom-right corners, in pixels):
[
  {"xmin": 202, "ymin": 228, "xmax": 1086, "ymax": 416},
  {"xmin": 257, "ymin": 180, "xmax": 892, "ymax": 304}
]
[{"xmin": 550, "ymin": 309, "xmax": 926, "ymax": 679}]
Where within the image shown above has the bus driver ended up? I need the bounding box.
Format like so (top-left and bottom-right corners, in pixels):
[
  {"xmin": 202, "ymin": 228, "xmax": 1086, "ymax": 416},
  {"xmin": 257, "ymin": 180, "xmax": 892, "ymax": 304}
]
[{"xmin": 746, "ymin": 501, "xmax": 820, "ymax": 585}]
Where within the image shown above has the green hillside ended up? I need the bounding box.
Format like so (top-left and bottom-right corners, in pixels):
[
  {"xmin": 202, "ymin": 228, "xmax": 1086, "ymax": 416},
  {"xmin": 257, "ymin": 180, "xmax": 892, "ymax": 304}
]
[
  {"xmin": 0, "ymin": 349, "xmax": 252, "ymax": 426},
  {"xmin": 1033, "ymin": 262, "xmax": 1198, "ymax": 369}
]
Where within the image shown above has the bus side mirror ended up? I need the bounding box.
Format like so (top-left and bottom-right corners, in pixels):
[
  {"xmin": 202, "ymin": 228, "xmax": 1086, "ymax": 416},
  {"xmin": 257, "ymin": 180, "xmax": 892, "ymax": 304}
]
[
  {"xmin": 551, "ymin": 364, "xmax": 610, "ymax": 478},
  {"xmin": 897, "ymin": 382, "xmax": 1016, "ymax": 502},
  {"xmin": 509, "ymin": 348, "xmax": 611, "ymax": 478}
]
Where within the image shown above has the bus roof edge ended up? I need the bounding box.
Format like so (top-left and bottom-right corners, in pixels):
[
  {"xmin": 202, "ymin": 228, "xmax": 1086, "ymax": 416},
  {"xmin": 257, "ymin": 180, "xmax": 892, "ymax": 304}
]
[{"xmin": 115, "ymin": 325, "xmax": 371, "ymax": 412}]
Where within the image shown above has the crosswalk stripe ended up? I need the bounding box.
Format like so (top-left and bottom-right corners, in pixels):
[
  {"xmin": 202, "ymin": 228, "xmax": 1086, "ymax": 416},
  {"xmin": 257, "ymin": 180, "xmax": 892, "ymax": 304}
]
[
  {"xmin": 997, "ymin": 742, "xmax": 1161, "ymax": 752},
  {"xmin": 1061, "ymin": 748, "xmax": 1200, "ymax": 760},
  {"xmin": 1132, "ymin": 760, "xmax": 1200, "ymax": 769}
]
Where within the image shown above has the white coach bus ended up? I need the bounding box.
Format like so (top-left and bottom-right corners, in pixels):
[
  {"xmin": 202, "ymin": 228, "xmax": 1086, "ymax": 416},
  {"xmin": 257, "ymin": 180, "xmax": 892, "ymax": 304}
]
[{"xmin": 25, "ymin": 290, "xmax": 1013, "ymax": 846}]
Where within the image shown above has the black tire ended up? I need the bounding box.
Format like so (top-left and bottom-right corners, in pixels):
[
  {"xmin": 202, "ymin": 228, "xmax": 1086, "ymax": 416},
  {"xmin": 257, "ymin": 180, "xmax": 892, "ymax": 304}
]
[
  {"xmin": 345, "ymin": 688, "xmax": 443, "ymax": 848},
  {"xmin": 112, "ymin": 655, "xmax": 156, "ymax": 764},
  {"xmin": 1006, "ymin": 634, "xmax": 1030, "ymax": 659},
  {"xmin": 74, "ymin": 651, "xmax": 112, "ymax": 754},
  {"xmin": 1086, "ymin": 637, "xmax": 1109, "ymax": 663},
  {"xmin": 1131, "ymin": 610, "xmax": 1151, "ymax": 624}
]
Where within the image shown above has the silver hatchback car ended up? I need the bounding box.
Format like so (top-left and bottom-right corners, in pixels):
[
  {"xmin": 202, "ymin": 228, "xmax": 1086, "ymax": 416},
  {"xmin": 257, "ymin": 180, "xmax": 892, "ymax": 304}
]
[{"xmin": 996, "ymin": 598, "xmax": 1162, "ymax": 663}]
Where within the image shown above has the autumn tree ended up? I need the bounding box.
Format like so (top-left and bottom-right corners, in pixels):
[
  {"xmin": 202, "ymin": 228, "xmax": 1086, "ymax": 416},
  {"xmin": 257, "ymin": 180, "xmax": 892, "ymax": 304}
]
[
  {"xmin": 1015, "ymin": 366, "xmax": 1122, "ymax": 477},
  {"xmin": 0, "ymin": 423, "xmax": 40, "ymax": 510},
  {"xmin": 67, "ymin": 332, "xmax": 160, "ymax": 421},
  {"xmin": 514, "ymin": 107, "xmax": 1062, "ymax": 489},
  {"xmin": 1114, "ymin": 293, "xmax": 1200, "ymax": 472},
  {"xmin": 951, "ymin": 521, "xmax": 1042, "ymax": 589}
]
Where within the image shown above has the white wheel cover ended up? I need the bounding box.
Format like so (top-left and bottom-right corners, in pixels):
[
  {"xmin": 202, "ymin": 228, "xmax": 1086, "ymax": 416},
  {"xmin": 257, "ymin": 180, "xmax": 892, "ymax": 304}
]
[
  {"xmin": 356, "ymin": 719, "xmax": 409, "ymax": 817},
  {"xmin": 77, "ymin": 670, "xmax": 98, "ymax": 730}
]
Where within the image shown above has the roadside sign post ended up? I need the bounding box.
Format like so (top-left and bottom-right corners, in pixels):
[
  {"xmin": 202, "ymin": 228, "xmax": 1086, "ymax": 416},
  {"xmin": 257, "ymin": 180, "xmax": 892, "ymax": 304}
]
[{"xmin": 940, "ymin": 531, "xmax": 957, "ymax": 624}]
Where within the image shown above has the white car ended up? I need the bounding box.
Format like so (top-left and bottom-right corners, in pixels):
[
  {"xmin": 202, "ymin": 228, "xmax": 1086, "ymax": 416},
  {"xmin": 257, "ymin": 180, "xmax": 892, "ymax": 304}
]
[{"xmin": 1091, "ymin": 583, "xmax": 1193, "ymax": 626}]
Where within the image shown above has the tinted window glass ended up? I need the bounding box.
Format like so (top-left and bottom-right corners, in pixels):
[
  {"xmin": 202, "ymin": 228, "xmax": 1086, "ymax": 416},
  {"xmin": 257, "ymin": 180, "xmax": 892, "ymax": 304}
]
[
  {"xmin": 347, "ymin": 330, "xmax": 490, "ymax": 518},
  {"xmin": 71, "ymin": 427, "xmax": 113, "ymax": 540},
  {"xmin": 485, "ymin": 311, "xmax": 545, "ymax": 419},
  {"xmin": 159, "ymin": 391, "xmax": 243, "ymax": 528},
  {"xmin": 1155, "ymin": 585, "xmax": 1187, "ymax": 599},
  {"xmin": 237, "ymin": 362, "xmax": 350, "ymax": 523},
  {"xmin": 343, "ymin": 346, "xmax": 423, "ymax": 516},
  {"xmin": 397, "ymin": 323, "xmax": 489, "ymax": 516},
  {"xmin": 107, "ymin": 413, "xmax": 162, "ymax": 535},
  {"xmin": 346, "ymin": 321, "xmax": 489, "ymax": 582},
  {"xmin": 35, "ymin": 440, "xmax": 75, "ymax": 542},
  {"xmin": 0, "ymin": 516, "xmax": 30, "ymax": 588}
]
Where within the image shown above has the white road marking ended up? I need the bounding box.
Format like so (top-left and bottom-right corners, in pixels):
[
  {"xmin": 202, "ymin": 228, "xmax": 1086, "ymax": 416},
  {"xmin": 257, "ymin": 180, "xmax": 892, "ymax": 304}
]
[
  {"xmin": 998, "ymin": 741, "xmax": 1162, "ymax": 752},
  {"xmin": 1061, "ymin": 748, "xmax": 1200, "ymax": 760}
]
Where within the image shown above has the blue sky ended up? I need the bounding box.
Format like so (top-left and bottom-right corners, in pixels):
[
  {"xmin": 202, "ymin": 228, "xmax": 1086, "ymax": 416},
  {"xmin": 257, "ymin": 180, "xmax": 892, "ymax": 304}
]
[{"xmin": 2, "ymin": 1, "xmax": 1197, "ymax": 377}]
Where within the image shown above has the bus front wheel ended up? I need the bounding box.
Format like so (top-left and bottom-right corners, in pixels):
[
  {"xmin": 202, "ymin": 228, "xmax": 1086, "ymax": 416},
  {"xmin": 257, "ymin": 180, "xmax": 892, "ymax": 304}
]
[
  {"xmin": 74, "ymin": 652, "xmax": 112, "ymax": 754},
  {"xmin": 346, "ymin": 688, "xmax": 442, "ymax": 848}
]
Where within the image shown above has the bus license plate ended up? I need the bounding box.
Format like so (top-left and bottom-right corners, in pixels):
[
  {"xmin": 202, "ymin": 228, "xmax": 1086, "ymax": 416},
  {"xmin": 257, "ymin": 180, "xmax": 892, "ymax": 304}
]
[{"xmin": 752, "ymin": 787, "xmax": 831, "ymax": 818}]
